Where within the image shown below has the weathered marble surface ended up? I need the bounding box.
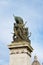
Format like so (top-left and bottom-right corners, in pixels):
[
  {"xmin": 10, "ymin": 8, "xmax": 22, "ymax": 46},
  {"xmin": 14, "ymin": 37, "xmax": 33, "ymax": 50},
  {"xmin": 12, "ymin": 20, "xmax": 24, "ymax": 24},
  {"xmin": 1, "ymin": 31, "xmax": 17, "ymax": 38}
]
[{"xmin": 8, "ymin": 41, "xmax": 33, "ymax": 65}]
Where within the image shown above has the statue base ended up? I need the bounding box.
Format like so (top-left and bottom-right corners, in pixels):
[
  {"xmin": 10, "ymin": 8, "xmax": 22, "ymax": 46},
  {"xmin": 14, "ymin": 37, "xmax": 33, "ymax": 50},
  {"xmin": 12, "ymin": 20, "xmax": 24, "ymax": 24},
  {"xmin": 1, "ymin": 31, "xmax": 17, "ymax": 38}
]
[{"xmin": 8, "ymin": 41, "xmax": 33, "ymax": 65}]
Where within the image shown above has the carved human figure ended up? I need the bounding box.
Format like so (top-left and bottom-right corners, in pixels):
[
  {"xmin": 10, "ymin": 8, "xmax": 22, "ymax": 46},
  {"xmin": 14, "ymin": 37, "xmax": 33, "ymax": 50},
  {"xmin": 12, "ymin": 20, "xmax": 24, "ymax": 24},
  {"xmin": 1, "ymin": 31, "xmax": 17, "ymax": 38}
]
[{"xmin": 12, "ymin": 16, "xmax": 31, "ymax": 43}]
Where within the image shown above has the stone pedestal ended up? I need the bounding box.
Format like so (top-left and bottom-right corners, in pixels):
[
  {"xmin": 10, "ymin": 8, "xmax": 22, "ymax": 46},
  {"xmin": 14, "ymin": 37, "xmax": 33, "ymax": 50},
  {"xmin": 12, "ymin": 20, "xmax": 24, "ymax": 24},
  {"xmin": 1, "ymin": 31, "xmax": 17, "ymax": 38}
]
[{"xmin": 8, "ymin": 41, "xmax": 33, "ymax": 65}]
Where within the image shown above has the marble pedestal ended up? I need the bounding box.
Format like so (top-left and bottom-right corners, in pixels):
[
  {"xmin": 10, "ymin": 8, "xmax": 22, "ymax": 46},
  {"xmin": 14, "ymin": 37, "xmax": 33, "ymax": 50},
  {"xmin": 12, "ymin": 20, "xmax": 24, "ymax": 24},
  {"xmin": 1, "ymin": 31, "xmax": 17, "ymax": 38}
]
[{"xmin": 8, "ymin": 41, "xmax": 33, "ymax": 65}]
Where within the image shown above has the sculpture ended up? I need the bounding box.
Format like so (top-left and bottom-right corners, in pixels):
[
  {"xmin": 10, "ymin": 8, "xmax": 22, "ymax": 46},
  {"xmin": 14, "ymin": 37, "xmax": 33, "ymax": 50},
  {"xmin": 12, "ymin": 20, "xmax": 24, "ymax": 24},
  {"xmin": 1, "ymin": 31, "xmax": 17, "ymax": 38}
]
[{"xmin": 12, "ymin": 16, "xmax": 31, "ymax": 43}]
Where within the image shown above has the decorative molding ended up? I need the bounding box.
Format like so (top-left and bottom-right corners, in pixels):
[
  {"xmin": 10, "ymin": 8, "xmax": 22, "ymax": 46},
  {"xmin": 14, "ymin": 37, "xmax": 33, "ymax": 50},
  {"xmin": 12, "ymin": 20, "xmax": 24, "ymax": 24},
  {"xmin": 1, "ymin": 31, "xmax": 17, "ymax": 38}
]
[{"xmin": 10, "ymin": 48, "xmax": 31, "ymax": 57}]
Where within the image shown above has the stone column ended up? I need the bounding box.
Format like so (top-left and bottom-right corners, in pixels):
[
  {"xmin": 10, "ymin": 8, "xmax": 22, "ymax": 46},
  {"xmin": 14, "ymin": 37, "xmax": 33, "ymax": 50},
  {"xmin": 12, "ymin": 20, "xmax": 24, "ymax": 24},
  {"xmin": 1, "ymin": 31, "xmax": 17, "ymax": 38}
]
[{"xmin": 8, "ymin": 41, "xmax": 33, "ymax": 65}]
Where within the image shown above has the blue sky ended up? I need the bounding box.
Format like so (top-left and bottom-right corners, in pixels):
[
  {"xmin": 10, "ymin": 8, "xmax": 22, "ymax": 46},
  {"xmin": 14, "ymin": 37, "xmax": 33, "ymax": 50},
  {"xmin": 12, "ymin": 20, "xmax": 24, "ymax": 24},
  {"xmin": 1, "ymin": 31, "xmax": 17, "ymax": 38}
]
[{"xmin": 0, "ymin": 0, "xmax": 43, "ymax": 65}]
